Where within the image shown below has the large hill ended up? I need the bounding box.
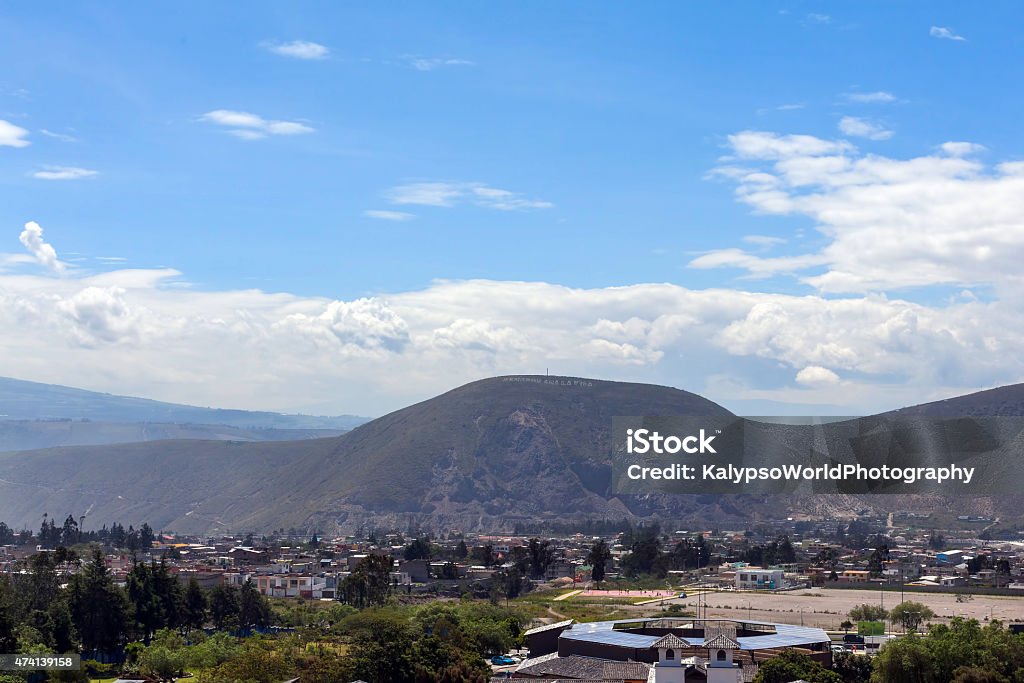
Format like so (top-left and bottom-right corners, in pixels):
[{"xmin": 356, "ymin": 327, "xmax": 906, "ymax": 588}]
[
  {"xmin": 0, "ymin": 375, "xmax": 1021, "ymax": 535},
  {"xmin": 0, "ymin": 375, "xmax": 748, "ymax": 533}
]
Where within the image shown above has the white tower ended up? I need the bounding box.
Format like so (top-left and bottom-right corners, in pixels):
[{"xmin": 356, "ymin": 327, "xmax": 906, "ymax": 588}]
[
  {"xmin": 704, "ymin": 633, "xmax": 743, "ymax": 683},
  {"xmin": 651, "ymin": 633, "xmax": 690, "ymax": 683}
]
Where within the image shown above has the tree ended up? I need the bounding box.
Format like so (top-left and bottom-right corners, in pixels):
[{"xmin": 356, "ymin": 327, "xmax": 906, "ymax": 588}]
[
  {"xmin": 952, "ymin": 667, "xmax": 1007, "ymax": 683},
  {"xmin": 871, "ymin": 635, "xmax": 934, "ymax": 683},
  {"xmin": 127, "ymin": 562, "xmax": 162, "ymax": 642},
  {"xmin": 472, "ymin": 544, "xmax": 495, "ymax": 568},
  {"xmin": 209, "ymin": 585, "xmax": 240, "ymax": 631},
  {"xmin": 890, "ymin": 601, "xmax": 935, "ymax": 633},
  {"xmin": 840, "ymin": 620, "xmax": 854, "ymax": 634},
  {"xmin": 0, "ymin": 582, "xmax": 17, "ymax": 653},
  {"xmin": 868, "ymin": 544, "xmax": 889, "ymax": 577},
  {"xmin": 832, "ymin": 650, "xmax": 873, "ymax": 683},
  {"xmin": 621, "ymin": 533, "xmax": 666, "ymax": 578},
  {"xmin": 66, "ymin": 548, "xmax": 129, "ymax": 654},
  {"xmin": 404, "ymin": 537, "xmax": 433, "ymax": 561},
  {"xmin": 341, "ymin": 554, "xmax": 394, "ymax": 608},
  {"xmin": 492, "ymin": 568, "xmax": 523, "ymax": 606},
  {"xmin": 587, "ymin": 540, "xmax": 612, "ymax": 586},
  {"xmin": 754, "ymin": 649, "xmax": 842, "ymax": 683},
  {"xmin": 139, "ymin": 644, "xmax": 186, "ymax": 682},
  {"xmin": 238, "ymin": 578, "xmax": 272, "ymax": 630},
  {"xmin": 60, "ymin": 515, "xmax": 80, "ymax": 546},
  {"xmin": 527, "ymin": 539, "xmax": 554, "ymax": 578},
  {"xmin": 849, "ymin": 603, "xmax": 888, "ymax": 623},
  {"xmin": 183, "ymin": 578, "xmax": 208, "ymax": 634},
  {"xmin": 454, "ymin": 540, "xmax": 468, "ymax": 560}
]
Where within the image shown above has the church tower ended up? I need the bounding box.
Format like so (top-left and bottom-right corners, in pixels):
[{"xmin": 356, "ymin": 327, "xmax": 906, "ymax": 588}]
[
  {"xmin": 704, "ymin": 633, "xmax": 743, "ymax": 683},
  {"xmin": 651, "ymin": 633, "xmax": 689, "ymax": 683}
]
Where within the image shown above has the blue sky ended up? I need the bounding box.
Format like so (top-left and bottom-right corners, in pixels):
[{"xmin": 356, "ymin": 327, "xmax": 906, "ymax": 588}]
[{"xmin": 2, "ymin": 3, "xmax": 1024, "ymax": 415}]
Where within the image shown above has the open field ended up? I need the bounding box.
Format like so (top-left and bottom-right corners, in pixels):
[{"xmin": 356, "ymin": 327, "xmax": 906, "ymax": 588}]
[{"xmin": 670, "ymin": 588, "xmax": 1024, "ymax": 630}]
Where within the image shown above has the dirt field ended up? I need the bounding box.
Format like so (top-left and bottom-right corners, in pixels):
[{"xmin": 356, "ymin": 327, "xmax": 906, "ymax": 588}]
[{"xmin": 669, "ymin": 588, "xmax": 1024, "ymax": 630}]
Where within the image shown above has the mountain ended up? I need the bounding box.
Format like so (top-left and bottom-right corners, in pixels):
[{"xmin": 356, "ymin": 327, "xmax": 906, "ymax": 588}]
[
  {"xmin": 0, "ymin": 375, "xmax": 1021, "ymax": 535},
  {"xmin": 0, "ymin": 376, "xmax": 368, "ymax": 429},
  {"xmin": 0, "ymin": 420, "xmax": 346, "ymax": 453},
  {"xmin": 0, "ymin": 375, "xmax": 745, "ymax": 533},
  {"xmin": 894, "ymin": 383, "xmax": 1024, "ymax": 417}
]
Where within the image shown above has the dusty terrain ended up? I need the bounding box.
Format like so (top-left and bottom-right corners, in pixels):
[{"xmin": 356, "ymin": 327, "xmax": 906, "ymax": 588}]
[{"xmin": 666, "ymin": 588, "xmax": 1024, "ymax": 630}]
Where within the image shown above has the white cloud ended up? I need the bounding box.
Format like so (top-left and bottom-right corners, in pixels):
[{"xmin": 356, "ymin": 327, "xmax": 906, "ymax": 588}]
[
  {"xmin": 263, "ymin": 40, "xmax": 329, "ymax": 60},
  {"xmin": 795, "ymin": 365, "xmax": 841, "ymax": 387},
  {"xmin": 18, "ymin": 221, "xmax": 65, "ymax": 273},
  {"xmin": 39, "ymin": 129, "xmax": 78, "ymax": 142},
  {"xmin": 363, "ymin": 210, "xmax": 416, "ymax": 222},
  {"xmin": 844, "ymin": 91, "xmax": 897, "ymax": 104},
  {"xmin": 726, "ymin": 131, "xmax": 854, "ymax": 160},
  {"xmin": 406, "ymin": 56, "xmax": 474, "ymax": 71},
  {"xmin": 697, "ymin": 131, "xmax": 1024, "ymax": 294},
  {"xmin": 4, "ymin": 257, "xmax": 1022, "ymax": 415},
  {"xmin": 384, "ymin": 182, "xmax": 553, "ymax": 211},
  {"xmin": 200, "ymin": 110, "xmax": 314, "ymax": 139},
  {"xmin": 0, "ymin": 119, "xmax": 30, "ymax": 148},
  {"xmin": 838, "ymin": 116, "xmax": 893, "ymax": 140},
  {"xmin": 56, "ymin": 286, "xmax": 142, "ymax": 346},
  {"xmin": 742, "ymin": 235, "xmax": 787, "ymax": 248},
  {"xmin": 941, "ymin": 141, "xmax": 985, "ymax": 157},
  {"xmin": 31, "ymin": 166, "xmax": 99, "ymax": 181},
  {"xmin": 805, "ymin": 13, "xmax": 832, "ymax": 24},
  {"xmin": 930, "ymin": 26, "xmax": 966, "ymax": 41}
]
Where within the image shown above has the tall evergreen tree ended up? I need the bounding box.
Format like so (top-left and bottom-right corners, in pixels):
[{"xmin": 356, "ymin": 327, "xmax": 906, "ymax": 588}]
[
  {"xmin": 67, "ymin": 549, "xmax": 129, "ymax": 654},
  {"xmin": 209, "ymin": 585, "xmax": 240, "ymax": 631},
  {"xmin": 183, "ymin": 578, "xmax": 208, "ymax": 634},
  {"xmin": 238, "ymin": 579, "xmax": 272, "ymax": 630}
]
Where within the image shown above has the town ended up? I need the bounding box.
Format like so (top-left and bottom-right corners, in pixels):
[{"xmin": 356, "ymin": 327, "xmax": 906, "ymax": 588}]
[{"xmin": 3, "ymin": 512, "xmax": 1024, "ymax": 682}]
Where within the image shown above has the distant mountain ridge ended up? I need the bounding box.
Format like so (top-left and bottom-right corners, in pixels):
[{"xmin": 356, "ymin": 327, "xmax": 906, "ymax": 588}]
[
  {"xmin": 0, "ymin": 376, "xmax": 368, "ymax": 429},
  {"xmin": 0, "ymin": 375, "xmax": 1022, "ymax": 534}
]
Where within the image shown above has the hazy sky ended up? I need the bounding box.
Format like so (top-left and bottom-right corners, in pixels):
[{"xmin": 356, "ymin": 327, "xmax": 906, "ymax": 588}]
[{"xmin": 2, "ymin": 2, "xmax": 1023, "ymax": 416}]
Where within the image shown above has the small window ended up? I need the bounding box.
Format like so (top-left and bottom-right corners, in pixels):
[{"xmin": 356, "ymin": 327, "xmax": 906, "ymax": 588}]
[
  {"xmin": 665, "ymin": 648, "xmax": 675, "ymax": 660},
  {"xmin": 717, "ymin": 649, "xmax": 727, "ymax": 661}
]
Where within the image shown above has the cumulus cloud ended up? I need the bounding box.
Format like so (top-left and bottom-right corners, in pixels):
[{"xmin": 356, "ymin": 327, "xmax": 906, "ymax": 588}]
[
  {"xmin": 4, "ymin": 238, "xmax": 1024, "ymax": 415},
  {"xmin": 31, "ymin": 166, "xmax": 98, "ymax": 180},
  {"xmin": 930, "ymin": 26, "xmax": 966, "ymax": 41},
  {"xmin": 200, "ymin": 110, "xmax": 314, "ymax": 139},
  {"xmin": 696, "ymin": 131, "xmax": 1024, "ymax": 293},
  {"xmin": 0, "ymin": 119, "xmax": 30, "ymax": 148},
  {"xmin": 18, "ymin": 221, "xmax": 65, "ymax": 273},
  {"xmin": 795, "ymin": 366, "xmax": 841, "ymax": 387},
  {"xmin": 56, "ymin": 286, "xmax": 141, "ymax": 346},
  {"xmin": 384, "ymin": 182, "xmax": 553, "ymax": 211},
  {"xmin": 263, "ymin": 40, "xmax": 329, "ymax": 59},
  {"xmin": 274, "ymin": 298, "xmax": 411, "ymax": 354},
  {"xmin": 838, "ymin": 116, "xmax": 893, "ymax": 140}
]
